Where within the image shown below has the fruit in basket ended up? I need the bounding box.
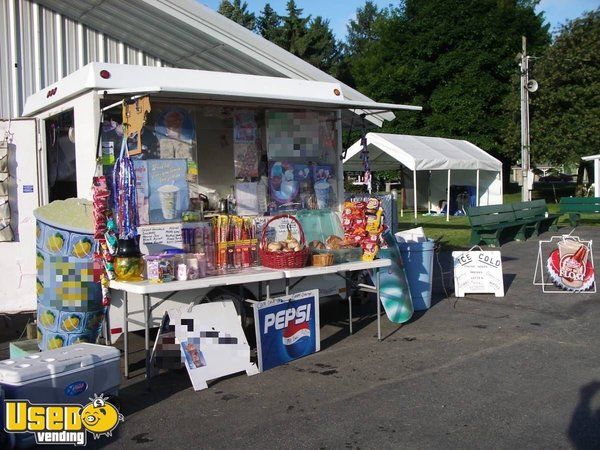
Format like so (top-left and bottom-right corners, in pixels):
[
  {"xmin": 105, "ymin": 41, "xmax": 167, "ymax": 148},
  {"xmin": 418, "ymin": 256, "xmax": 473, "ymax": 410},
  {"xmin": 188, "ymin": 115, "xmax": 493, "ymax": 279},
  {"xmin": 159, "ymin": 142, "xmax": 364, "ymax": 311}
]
[
  {"xmin": 72, "ymin": 237, "xmax": 93, "ymax": 258},
  {"xmin": 267, "ymin": 242, "xmax": 283, "ymax": 252}
]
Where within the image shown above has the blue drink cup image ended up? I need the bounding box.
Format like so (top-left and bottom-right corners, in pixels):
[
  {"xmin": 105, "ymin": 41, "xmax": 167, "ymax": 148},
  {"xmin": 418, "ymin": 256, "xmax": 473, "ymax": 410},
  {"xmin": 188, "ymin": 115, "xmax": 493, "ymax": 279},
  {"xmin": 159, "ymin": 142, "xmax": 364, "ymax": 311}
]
[
  {"xmin": 314, "ymin": 180, "xmax": 330, "ymax": 209},
  {"xmin": 157, "ymin": 184, "xmax": 180, "ymax": 220}
]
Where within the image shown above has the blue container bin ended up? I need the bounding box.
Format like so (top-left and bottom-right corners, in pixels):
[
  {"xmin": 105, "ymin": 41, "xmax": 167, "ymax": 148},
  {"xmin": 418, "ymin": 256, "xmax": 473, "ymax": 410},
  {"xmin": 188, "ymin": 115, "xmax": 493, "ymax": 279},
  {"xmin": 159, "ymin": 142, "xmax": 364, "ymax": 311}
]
[{"xmin": 397, "ymin": 239, "xmax": 435, "ymax": 311}]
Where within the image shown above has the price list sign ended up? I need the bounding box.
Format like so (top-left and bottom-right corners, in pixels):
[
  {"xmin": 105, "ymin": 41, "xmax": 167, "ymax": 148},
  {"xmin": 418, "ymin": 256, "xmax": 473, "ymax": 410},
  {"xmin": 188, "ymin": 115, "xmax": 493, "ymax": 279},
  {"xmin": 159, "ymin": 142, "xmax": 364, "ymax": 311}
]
[{"xmin": 453, "ymin": 249, "xmax": 504, "ymax": 297}]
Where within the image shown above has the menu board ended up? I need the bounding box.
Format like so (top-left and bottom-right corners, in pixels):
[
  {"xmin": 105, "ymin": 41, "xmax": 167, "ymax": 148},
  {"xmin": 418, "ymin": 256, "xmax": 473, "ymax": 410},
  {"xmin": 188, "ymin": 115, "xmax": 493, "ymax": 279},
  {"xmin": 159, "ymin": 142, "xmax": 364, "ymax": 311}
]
[{"xmin": 453, "ymin": 250, "xmax": 504, "ymax": 297}]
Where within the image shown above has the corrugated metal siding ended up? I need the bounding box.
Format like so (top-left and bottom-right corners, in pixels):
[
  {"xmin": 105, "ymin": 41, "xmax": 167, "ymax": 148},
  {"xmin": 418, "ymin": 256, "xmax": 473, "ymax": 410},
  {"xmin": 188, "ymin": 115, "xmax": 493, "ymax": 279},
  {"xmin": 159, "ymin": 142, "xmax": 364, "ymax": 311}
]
[{"xmin": 0, "ymin": 0, "xmax": 171, "ymax": 118}]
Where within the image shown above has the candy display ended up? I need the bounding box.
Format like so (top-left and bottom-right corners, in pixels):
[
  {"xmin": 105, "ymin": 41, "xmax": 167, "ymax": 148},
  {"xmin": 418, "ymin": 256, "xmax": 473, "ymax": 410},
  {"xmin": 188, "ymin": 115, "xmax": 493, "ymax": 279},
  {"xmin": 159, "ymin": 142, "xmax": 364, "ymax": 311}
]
[
  {"xmin": 342, "ymin": 198, "xmax": 386, "ymax": 261},
  {"xmin": 92, "ymin": 176, "xmax": 114, "ymax": 305},
  {"xmin": 145, "ymin": 255, "xmax": 175, "ymax": 283},
  {"xmin": 212, "ymin": 215, "xmax": 259, "ymax": 272}
]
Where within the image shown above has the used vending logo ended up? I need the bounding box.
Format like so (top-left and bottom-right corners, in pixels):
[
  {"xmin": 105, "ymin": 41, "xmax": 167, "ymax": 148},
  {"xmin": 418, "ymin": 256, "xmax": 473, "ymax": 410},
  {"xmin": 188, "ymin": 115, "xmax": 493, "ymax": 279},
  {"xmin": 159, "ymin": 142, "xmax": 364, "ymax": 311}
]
[{"xmin": 3, "ymin": 394, "xmax": 124, "ymax": 446}]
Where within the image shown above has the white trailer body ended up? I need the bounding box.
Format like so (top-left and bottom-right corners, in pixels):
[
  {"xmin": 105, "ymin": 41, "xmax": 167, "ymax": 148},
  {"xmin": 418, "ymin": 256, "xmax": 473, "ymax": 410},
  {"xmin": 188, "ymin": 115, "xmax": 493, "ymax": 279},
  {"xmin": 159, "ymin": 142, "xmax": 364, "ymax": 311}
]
[{"xmin": 4, "ymin": 63, "xmax": 417, "ymax": 339}]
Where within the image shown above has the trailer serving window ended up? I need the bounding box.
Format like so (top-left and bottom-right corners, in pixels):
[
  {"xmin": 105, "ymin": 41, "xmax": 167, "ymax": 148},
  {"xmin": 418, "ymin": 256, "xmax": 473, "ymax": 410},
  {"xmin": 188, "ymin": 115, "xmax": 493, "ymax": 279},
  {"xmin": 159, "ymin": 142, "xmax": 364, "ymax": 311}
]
[{"xmin": 99, "ymin": 98, "xmax": 339, "ymax": 218}]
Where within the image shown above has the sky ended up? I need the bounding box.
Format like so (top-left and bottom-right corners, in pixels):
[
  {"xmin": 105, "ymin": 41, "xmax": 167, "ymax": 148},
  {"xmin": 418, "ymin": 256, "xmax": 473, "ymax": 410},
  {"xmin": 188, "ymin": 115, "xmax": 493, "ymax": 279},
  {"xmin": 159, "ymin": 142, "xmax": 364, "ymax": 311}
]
[{"xmin": 200, "ymin": 0, "xmax": 599, "ymax": 38}]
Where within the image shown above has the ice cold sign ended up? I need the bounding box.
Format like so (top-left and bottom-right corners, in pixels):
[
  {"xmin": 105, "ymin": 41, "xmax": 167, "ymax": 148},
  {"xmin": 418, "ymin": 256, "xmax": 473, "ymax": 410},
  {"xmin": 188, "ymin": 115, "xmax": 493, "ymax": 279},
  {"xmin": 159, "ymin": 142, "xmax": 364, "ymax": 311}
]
[{"xmin": 452, "ymin": 250, "xmax": 504, "ymax": 297}]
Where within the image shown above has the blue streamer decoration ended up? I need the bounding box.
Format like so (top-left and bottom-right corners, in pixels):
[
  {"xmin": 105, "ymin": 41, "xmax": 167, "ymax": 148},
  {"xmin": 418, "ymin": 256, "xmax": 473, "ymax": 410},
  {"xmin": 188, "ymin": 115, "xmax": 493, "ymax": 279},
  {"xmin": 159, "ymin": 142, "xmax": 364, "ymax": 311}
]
[{"xmin": 112, "ymin": 134, "xmax": 138, "ymax": 239}]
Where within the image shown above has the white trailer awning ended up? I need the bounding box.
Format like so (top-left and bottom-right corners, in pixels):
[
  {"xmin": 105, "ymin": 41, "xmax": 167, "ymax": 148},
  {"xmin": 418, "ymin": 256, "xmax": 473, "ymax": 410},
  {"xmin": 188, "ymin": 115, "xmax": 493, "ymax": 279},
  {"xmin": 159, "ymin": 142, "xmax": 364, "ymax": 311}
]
[{"xmin": 22, "ymin": 63, "xmax": 422, "ymax": 117}]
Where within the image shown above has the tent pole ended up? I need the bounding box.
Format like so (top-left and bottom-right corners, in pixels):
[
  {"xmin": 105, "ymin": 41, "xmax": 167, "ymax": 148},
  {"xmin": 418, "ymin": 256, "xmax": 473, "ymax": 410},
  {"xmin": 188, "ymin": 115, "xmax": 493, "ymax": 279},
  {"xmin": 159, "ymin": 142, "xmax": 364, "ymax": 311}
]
[
  {"xmin": 476, "ymin": 169, "xmax": 480, "ymax": 206},
  {"xmin": 400, "ymin": 167, "xmax": 404, "ymax": 217},
  {"xmin": 446, "ymin": 169, "xmax": 451, "ymax": 222},
  {"xmin": 500, "ymin": 169, "xmax": 504, "ymax": 203},
  {"xmin": 413, "ymin": 169, "xmax": 418, "ymax": 221},
  {"xmin": 428, "ymin": 171, "xmax": 431, "ymax": 213}
]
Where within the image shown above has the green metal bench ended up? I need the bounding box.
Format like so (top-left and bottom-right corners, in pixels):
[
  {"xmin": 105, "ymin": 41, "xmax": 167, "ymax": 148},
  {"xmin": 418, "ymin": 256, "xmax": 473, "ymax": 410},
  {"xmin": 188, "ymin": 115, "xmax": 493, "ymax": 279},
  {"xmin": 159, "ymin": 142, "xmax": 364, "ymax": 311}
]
[
  {"xmin": 511, "ymin": 200, "xmax": 560, "ymax": 238},
  {"xmin": 466, "ymin": 204, "xmax": 522, "ymax": 246},
  {"xmin": 559, "ymin": 197, "xmax": 600, "ymax": 227},
  {"xmin": 466, "ymin": 200, "xmax": 558, "ymax": 246}
]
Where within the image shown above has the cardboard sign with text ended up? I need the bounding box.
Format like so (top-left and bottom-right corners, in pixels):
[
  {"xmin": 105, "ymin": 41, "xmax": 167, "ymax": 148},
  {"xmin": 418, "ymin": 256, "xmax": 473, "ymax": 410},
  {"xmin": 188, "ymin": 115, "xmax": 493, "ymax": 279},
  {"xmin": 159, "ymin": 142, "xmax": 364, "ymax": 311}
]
[
  {"xmin": 453, "ymin": 249, "xmax": 504, "ymax": 297},
  {"xmin": 253, "ymin": 289, "xmax": 320, "ymax": 372}
]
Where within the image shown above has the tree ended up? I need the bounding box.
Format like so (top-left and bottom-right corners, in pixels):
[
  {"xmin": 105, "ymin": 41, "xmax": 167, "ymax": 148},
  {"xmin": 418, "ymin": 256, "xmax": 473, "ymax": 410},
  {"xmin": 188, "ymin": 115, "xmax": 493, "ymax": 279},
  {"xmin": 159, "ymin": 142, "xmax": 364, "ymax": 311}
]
[
  {"xmin": 257, "ymin": 3, "xmax": 282, "ymax": 42},
  {"xmin": 346, "ymin": 1, "xmax": 384, "ymax": 55},
  {"xmin": 217, "ymin": 0, "xmax": 256, "ymax": 31},
  {"xmin": 278, "ymin": 0, "xmax": 311, "ymax": 55},
  {"xmin": 303, "ymin": 17, "xmax": 340, "ymax": 73},
  {"xmin": 344, "ymin": 0, "xmax": 550, "ymax": 164},
  {"xmin": 530, "ymin": 9, "xmax": 600, "ymax": 165}
]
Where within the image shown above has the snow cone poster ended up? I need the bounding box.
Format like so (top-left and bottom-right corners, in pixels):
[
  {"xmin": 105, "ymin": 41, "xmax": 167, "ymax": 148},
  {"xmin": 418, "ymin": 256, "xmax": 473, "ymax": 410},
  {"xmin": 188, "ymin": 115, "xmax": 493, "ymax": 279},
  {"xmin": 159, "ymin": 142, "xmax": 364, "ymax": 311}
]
[{"xmin": 253, "ymin": 289, "xmax": 320, "ymax": 372}]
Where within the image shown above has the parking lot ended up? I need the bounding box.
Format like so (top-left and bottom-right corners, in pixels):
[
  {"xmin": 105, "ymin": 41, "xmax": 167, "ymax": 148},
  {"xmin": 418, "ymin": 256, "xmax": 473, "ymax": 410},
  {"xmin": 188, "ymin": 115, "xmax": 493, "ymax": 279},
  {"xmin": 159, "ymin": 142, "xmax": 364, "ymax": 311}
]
[{"xmin": 78, "ymin": 226, "xmax": 600, "ymax": 449}]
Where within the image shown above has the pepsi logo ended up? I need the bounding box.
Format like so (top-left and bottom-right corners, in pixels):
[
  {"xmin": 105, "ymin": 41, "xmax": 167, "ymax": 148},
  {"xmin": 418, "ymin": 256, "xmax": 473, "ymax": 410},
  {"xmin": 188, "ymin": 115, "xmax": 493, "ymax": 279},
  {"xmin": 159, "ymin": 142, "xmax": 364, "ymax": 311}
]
[
  {"xmin": 282, "ymin": 319, "xmax": 311, "ymax": 359},
  {"xmin": 263, "ymin": 304, "xmax": 311, "ymax": 333},
  {"xmin": 64, "ymin": 380, "xmax": 87, "ymax": 396}
]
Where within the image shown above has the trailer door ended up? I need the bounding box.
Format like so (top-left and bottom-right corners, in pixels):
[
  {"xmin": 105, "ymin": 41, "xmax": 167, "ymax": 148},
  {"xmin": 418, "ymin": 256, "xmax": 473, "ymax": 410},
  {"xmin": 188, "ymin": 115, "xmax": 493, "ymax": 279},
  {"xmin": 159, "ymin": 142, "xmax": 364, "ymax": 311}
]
[{"xmin": 0, "ymin": 118, "xmax": 40, "ymax": 313}]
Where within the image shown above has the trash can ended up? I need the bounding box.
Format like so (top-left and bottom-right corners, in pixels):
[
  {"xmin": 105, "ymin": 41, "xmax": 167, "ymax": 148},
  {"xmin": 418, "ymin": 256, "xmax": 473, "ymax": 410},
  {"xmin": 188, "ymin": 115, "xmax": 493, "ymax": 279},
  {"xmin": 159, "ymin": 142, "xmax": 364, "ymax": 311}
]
[
  {"xmin": 34, "ymin": 199, "xmax": 105, "ymax": 351},
  {"xmin": 397, "ymin": 239, "xmax": 435, "ymax": 311}
]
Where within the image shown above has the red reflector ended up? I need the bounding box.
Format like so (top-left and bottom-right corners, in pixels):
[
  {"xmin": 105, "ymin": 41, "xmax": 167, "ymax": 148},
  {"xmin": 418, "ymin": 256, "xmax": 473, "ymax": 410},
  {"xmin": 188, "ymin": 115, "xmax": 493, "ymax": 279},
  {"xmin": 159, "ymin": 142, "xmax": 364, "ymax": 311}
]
[
  {"xmin": 110, "ymin": 327, "xmax": 122, "ymax": 334},
  {"xmin": 100, "ymin": 70, "xmax": 111, "ymax": 79}
]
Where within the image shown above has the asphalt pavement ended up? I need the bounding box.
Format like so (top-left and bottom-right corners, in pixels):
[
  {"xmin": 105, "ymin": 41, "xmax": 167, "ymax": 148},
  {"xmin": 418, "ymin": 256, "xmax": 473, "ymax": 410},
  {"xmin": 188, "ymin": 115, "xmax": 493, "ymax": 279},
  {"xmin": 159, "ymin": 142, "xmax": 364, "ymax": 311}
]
[{"xmin": 7, "ymin": 226, "xmax": 600, "ymax": 449}]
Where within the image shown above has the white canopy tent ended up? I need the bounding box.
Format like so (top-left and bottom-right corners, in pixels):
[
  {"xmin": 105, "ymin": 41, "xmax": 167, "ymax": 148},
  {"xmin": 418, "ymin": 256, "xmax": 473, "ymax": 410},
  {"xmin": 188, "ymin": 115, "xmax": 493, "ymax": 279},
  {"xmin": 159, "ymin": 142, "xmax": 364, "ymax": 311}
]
[{"xmin": 344, "ymin": 133, "xmax": 503, "ymax": 221}]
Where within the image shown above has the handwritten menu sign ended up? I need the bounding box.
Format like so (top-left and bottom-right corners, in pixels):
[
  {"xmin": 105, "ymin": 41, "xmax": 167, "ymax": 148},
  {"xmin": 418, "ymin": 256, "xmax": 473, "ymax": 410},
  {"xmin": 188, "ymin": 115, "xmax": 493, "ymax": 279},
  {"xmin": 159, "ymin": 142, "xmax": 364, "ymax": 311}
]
[
  {"xmin": 452, "ymin": 250, "xmax": 504, "ymax": 297},
  {"xmin": 139, "ymin": 224, "xmax": 183, "ymax": 254}
]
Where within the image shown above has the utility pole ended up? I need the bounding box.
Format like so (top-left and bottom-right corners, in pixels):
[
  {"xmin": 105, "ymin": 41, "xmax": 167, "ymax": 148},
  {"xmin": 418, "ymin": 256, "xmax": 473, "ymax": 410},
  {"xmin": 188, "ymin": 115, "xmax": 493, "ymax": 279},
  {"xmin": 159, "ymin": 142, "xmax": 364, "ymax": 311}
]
[{"xmin": 520, "ymin": 36, "xmax": 531, "ymax": 202}]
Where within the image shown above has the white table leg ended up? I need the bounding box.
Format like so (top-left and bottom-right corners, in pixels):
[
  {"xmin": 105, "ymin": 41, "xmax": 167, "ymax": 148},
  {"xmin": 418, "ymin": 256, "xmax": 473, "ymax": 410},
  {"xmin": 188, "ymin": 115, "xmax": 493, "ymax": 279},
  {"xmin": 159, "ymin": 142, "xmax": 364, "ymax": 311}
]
[
  {"xmin": 347, "ymin": 271, "xmax": 353, "ymax": 335},
  {"xmin": 123, "ymin": 291, "xmax": 129, "ymax": 379},
  {"xmin": 376, "ymin": 268, "xmax": 381, "ymax": 341},
  {"xmin": 144, "ymin": 294, "xmax": 150, "ymax": 384}
]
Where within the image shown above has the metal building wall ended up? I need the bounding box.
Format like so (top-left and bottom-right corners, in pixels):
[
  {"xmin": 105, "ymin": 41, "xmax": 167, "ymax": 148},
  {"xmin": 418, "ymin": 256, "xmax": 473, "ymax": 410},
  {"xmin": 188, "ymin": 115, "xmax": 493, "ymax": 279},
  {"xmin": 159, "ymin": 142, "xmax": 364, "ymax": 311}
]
[{"xmin": 0, "ymin": 0, "xmax": 170, "ymax": 118}]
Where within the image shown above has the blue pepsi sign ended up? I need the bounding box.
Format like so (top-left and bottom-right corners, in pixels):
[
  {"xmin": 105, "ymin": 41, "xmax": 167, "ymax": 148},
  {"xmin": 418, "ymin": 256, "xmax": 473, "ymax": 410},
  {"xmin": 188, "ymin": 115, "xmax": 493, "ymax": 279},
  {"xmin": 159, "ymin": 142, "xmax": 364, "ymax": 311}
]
[{"xmin": 254, "ymin": 289, "xmax": 320, "ymax": 371}]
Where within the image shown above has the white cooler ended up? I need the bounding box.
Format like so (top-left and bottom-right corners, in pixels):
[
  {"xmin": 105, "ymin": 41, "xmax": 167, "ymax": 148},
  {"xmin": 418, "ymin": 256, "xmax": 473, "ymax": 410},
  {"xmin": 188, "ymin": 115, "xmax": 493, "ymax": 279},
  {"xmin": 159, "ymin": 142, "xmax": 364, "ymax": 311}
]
[{"xmin": 0, "ymin": 343, "xmax": 120, "ymax": 404}]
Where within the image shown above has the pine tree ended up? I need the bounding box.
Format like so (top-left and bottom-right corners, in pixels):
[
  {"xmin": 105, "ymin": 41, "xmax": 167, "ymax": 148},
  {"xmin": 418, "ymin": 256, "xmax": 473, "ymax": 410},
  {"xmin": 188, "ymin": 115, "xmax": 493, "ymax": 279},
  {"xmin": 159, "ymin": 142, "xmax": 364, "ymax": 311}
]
[
  {"xmin": 279, "ymin": 0, "xmax": 311, "ymax": 55},
  {"xmin": 257, "ymin": 3, "xmax": 282, "ymax": 43},
  {"xmin": 304, "ymin": 17, "xmax": 340, "ymax": 73},
  {"xmin": 217, "ymin": 0, "xmax": 256, "ymax": 31}
]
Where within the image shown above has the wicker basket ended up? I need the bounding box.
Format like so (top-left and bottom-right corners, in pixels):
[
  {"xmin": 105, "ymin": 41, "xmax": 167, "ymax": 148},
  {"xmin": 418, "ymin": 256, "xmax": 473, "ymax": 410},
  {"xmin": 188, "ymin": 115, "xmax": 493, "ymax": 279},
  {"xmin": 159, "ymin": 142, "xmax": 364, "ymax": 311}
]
[
  {"xmin": 259, "ymin": 215, "xmax": 310, "ymax": 269},
  {"xmin": 312, "ymin": 253, "xmax": 334, "ymax": 267}
]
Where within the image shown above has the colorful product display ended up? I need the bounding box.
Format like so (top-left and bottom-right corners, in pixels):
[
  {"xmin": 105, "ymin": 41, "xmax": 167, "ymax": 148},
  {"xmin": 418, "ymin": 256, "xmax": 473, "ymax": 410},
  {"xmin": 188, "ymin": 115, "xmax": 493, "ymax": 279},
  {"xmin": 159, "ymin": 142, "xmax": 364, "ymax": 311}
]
[
  {"xmin": 342, "ymin": 198, "xmax": 386, "ymax": 261},
  {"xmin": 34, "ymin": 199, "xmax": 105, "ymax": 351}
]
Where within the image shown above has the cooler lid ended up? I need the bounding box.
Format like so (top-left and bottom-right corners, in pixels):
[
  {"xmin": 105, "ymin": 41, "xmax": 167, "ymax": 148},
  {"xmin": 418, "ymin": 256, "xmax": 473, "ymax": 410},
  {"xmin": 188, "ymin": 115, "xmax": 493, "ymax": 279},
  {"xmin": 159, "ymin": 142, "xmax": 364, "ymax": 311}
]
[{"xmin": 0, "ymin": 344, "xmax": 120, "ymax": 384}]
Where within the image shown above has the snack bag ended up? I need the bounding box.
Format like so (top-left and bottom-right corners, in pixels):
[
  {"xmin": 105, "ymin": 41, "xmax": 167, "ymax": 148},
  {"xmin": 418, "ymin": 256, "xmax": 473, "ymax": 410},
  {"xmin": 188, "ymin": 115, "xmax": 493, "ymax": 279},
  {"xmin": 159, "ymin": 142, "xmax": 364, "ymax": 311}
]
[{"xmin": 361, "ymin": 242, "xmax": 379, "ymax": 261}]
